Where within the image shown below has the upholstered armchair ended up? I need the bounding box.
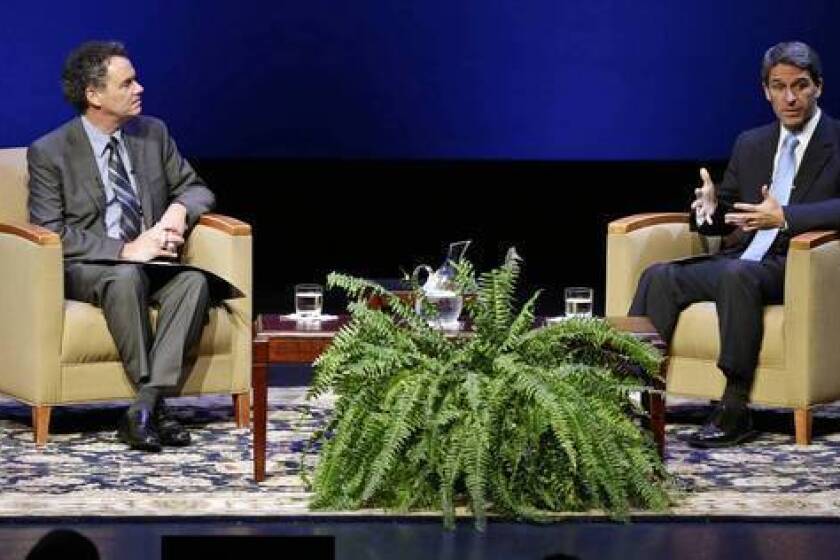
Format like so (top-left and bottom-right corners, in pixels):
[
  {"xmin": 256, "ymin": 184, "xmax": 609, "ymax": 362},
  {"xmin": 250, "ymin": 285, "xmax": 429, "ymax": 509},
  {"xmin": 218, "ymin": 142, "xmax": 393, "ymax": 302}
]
[
  {"xmin": 0, "ymin": 147, "xmax": 252, "ymax": 444},
  {"xmin": 606, "ymin": 212, "xmax": 840, "ymax": 444}
]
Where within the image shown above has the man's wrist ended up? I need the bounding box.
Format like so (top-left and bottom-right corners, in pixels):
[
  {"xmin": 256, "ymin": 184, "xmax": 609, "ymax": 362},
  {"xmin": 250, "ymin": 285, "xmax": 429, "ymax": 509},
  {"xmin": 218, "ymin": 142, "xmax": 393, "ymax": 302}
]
[
  {"xmin": 164, "ymin": 202, "xmax": 187, "ymax": 218},
  {"xmin": 158, "ymin": 204, "xmax": 188, "ymax": 236}
]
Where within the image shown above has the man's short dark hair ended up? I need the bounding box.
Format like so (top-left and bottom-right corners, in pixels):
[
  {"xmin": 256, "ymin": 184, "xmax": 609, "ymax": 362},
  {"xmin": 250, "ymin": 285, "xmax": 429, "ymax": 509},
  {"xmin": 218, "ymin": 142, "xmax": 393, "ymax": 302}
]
[
  {"xmin": 62, "ymin": 41, "xmax": 129, "ymax": 113},
  {"xmin": 761, "ymin": 41, "xmax": 823, "ymax": 86}
]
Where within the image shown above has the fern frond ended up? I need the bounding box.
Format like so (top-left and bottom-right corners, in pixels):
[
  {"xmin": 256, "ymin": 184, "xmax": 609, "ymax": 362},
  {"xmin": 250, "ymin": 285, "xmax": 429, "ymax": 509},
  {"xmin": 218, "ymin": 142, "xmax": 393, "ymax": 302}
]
[{"xmin": 308, "ymin": 248, "xmax": 673, "ymax": 528}]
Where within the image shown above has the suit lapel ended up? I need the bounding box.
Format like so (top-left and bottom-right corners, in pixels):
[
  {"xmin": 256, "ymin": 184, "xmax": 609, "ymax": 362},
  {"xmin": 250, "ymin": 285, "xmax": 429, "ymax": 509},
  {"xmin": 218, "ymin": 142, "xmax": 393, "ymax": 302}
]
[
  {"xmin": 756, "ymin": 123, "xmax": 779, "ymax": 190},
  {"xmin": 122, "ymin": 120, "xmax": 154, "ymax": 228},
  {"xmin": 67, "ymin": 118, "xmax": 106, "ymax": 213},
  {"xmin": 790, "ymin": 113, "xmax": 835, "ymax": 203}
]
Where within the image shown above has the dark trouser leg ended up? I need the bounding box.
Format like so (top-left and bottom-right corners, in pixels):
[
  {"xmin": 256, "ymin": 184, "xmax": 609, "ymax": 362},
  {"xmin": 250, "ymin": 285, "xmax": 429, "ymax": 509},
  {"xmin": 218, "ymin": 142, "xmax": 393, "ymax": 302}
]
[
  {"xmin": 64, "ymin": 264, "xmax": 211, "ymax": 396},
  {"xmin": 65, "ymin": 263, "xmax": 154, "ymax": 385},
  {"xmin": 147, "ymin": 270, "xmax": 211, "ymax": 394},
  {"xmin": 714, "ymin": 256, "xmax": 785, "ymax": 417},
  {"xmin": 65, "ymin": 263, "xmax": 209, "ymax": 450},
  {"xmin": 629, "ymin": 259, "xmax": 720, "ymax": 344},
  {"xmin": 714, "ymin": 256, "xmax": 785, "ymax": 389},
  {"xmin": 631, "ymin": 255, "xmax": 785, "ymax": 447},
  {"xmin": 629, "ymin": 254, "xmax": 785, "ymax": 401},
  {"xmin": 146, "ymin": 269, "xmax": 210, "ymax": 448}
]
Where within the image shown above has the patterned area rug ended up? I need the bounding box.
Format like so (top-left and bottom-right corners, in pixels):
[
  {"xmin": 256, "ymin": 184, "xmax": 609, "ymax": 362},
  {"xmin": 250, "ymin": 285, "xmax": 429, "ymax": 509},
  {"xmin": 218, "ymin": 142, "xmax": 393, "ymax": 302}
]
[{"xmin": 2, "ymin": 388, "xmax": 840, "ymax": 519}]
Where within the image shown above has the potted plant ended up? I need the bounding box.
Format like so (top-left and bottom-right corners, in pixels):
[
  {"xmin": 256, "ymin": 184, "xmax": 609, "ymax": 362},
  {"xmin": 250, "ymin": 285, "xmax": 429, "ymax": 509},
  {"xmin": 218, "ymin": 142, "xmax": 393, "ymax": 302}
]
[{"xmin": 306, "ymin": 249, "xmax": 672, "ymax": 529}]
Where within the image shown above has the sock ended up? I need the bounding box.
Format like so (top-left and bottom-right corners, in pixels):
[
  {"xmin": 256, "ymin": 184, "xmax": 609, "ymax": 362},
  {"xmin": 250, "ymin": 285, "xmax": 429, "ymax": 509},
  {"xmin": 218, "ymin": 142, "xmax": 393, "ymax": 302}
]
[
  {"xmin": 718, "ymin": 377, "xmax": 750, "ymax": 430},
  {"xmin": 721, "ymin": 378, "xmax": 750, "ymax": 411},
  {"xmin": 130, "ymin": 385, "xmax": 161, "ymax": 412}
]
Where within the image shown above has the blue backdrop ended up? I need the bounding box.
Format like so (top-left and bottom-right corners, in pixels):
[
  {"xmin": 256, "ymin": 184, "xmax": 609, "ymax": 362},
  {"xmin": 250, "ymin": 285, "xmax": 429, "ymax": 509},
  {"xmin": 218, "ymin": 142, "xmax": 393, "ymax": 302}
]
[{"xmin": 1, "ymin": 0, "xmax": 837, "ymax": 159}]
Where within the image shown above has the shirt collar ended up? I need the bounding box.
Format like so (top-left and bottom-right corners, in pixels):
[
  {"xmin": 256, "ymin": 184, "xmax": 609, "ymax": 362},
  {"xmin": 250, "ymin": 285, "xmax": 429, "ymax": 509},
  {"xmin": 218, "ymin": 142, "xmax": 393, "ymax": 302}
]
[
  {"xmin": 782, "ymin": 106, "xmax": 821, "ymax": 147},
  {"xmin": 80, "ymin": 116, "xmax": 123, "ymax": 157}
]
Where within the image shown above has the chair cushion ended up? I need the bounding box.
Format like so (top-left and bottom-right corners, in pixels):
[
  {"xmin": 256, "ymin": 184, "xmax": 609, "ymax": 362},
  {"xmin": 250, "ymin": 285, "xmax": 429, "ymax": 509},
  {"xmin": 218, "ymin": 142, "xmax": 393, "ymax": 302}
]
[
  {"xmin": 670, "ymin": 302, "xmax": 784, "ymax": 367},
  {"xmin": 61, "ymin": 300, "xmax": 232, "ymax": 364}
]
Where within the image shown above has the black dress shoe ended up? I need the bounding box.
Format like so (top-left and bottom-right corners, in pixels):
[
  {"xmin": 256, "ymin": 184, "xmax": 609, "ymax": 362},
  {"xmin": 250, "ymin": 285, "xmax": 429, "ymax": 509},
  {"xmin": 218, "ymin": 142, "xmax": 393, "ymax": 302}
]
[
  {"xmin": 117, "ymin": 405, "xmax": 162, "ymax": 452},
  {"xmin": 688, "ymin": 405, "xmax": 757, "ymax": 449},
  {"xmin": 154, "ymin": 401, "xmax": 191, "ymax": 447}
]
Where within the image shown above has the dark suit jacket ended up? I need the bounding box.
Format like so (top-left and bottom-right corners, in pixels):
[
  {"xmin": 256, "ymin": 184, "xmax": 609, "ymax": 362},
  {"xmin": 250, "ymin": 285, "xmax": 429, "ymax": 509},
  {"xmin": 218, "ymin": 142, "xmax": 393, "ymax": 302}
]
[
  {"xmin": 696, "ymin": 112, "xmax": 840, "ymax": 256},
  {"xmin": 27, "ymin": 115, "xmax": 215, "ymax": 263}
]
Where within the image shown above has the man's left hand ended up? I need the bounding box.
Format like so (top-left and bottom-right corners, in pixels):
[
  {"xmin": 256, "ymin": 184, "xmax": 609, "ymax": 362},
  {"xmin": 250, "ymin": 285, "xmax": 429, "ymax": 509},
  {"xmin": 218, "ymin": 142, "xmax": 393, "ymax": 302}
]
[
  {"xmin": 725, "ymin": 185, "xmax": 785, "ymax": 231},
  {"xmin": 157, "ymin": 202, "xmax": 188, "ymax": 237}
]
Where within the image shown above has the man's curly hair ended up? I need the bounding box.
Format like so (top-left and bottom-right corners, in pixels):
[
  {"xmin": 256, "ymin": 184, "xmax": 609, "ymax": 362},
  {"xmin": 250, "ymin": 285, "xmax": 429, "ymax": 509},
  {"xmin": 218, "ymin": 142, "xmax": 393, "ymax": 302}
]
[{"xmin": 61, "ymin": 41, "xmax": 129, "ymax": 113}]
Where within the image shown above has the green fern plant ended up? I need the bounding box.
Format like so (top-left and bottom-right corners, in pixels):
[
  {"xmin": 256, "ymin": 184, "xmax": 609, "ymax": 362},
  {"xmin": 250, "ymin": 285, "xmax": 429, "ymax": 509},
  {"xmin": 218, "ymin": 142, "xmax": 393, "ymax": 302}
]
[{"xmin": 306, "ymin": 249, "xmax": 672, "ymax": 529}]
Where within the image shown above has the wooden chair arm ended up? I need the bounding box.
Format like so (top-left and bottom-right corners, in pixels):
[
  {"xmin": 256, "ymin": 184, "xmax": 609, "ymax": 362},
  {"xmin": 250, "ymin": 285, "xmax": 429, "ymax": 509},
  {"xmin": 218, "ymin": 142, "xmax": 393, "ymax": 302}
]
[
  {"xmin": 608, "ymin": 213, "xmax": 689, "ymax": 235},
  {"xmin": 789, "ymin": 230, "xmax": 840, "ymax": 250},
  {"xmin": 0, "ymin": 222, "xmax": 60, "ymax": 246},
  {"xmin": 198, "ymin": 213, "xmax": 251, "ymax": 236}
]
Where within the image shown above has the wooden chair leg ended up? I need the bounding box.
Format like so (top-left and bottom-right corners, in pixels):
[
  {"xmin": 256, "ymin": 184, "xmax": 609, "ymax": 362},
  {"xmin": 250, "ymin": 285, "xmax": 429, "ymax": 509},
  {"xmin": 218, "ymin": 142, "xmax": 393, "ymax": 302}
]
[
  {"xmin": 31, "ymin": 406, "xmax": 51, "ymax": 446},
  {"xmin": 794, "ymin": 407, "xmax": 812, "ymax": 445},
  {"xmin": 641, "ymin": 390, "xmax": 666, "ymax": 460},
  {"xmin": 649, "ymin": 391, "xmax": 666, "ymax": 460},
  {"xmin": 232, "ymin": 392, "xmax": 251, "ymax": 429}
]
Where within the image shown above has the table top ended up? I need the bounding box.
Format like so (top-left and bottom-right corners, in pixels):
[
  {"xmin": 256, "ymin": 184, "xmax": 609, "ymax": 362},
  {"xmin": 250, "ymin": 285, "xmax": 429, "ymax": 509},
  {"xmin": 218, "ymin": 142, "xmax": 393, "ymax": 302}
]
[
  {"xmin": 254, "ymin": 313, "xmax": 663, "ymax": 349},
  {"xmin": 255, "ymin": 314, "xmax": 351, "ymax": 337}
]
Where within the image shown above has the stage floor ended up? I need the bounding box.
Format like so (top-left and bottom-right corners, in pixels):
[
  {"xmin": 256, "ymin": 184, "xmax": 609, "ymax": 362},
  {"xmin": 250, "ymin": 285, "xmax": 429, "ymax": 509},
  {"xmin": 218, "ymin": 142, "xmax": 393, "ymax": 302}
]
[{"xmin": 3, "ymin": 380, "xmax": 840, "ymax": 559}]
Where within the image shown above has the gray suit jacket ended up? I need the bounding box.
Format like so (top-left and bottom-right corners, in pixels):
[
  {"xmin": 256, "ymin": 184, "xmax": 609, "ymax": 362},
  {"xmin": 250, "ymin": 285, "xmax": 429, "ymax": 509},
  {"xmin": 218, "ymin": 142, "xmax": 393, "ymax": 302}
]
[{"xmin": 27, "ymin": 115, "xmax": 215, "ymax": 262}]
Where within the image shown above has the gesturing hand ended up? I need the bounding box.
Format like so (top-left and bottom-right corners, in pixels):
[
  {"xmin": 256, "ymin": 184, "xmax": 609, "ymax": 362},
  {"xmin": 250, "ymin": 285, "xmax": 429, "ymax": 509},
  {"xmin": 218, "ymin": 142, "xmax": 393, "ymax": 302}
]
[
  {"xmin": 691, "ymin": 167, "xmax": 717, "ymax": 225},
  {"xmin": 724, "ymin": 185, "xmax": 785, "ymax": 231}
]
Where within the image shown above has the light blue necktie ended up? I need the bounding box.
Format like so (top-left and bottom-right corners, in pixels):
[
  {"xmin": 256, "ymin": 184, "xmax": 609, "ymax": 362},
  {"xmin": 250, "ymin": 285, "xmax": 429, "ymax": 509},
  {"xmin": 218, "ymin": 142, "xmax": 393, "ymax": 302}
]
[{"xmin": 740, "ymin": 133, "xmax": 799, "ymax": 262}]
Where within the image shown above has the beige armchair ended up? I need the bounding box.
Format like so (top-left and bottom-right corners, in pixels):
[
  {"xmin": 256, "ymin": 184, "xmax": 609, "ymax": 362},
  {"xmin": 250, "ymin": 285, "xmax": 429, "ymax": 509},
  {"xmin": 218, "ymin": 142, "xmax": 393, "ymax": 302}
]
[
  {"xmin": 0, "ymin": 147, "xmax": 252, "ymax": 444},
  {"xmin": 606, "ymin": 212, "xmax": 840, "ymax": 445}
]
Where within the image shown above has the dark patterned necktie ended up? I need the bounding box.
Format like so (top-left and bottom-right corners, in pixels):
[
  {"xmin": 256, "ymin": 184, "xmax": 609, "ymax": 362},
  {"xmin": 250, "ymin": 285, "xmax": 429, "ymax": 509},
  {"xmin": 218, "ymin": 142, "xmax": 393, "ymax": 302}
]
[{"xmin": 107, "ymin": 136, "xmax": 142, "ymax": 241}]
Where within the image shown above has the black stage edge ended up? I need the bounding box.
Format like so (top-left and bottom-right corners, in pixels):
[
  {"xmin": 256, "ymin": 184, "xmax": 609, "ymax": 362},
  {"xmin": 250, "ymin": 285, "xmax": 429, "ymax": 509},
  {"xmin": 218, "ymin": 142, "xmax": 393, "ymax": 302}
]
[
  {"xmin": 4, "ymin": 516, "xmax": 840, "ymax": 560},
  {"xmin": 194, "ymin": 159, "xmax": 727, "ymax": 317}
]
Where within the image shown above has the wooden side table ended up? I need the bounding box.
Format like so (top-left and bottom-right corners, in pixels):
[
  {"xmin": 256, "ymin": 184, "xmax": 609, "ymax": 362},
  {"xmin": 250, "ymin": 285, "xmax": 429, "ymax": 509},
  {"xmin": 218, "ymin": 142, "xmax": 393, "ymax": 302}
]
[
  {"xmin": 250, "ymin": 314, "xmax": 667, "ymax": 482},
  {"xmin": 251, "ymin": 314, "xmax": 350, "ymax": 482},
  {"xmin": 605, "ymin": 316, "xmax": 668, "ymax": 459}
]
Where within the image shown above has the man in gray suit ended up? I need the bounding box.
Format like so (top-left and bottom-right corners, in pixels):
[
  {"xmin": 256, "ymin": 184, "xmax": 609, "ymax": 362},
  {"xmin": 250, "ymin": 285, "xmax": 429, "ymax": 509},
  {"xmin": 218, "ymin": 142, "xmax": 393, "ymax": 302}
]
[{"xmin": 27, "ymin": 41, "xmax": 215, "ymax": 451}]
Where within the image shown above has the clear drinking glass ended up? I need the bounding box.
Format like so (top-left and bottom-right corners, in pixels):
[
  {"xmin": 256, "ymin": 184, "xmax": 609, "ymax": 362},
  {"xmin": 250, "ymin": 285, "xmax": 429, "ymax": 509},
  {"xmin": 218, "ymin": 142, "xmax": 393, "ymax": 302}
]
[
  {"xmin": 564, "ymin": 287, "xmax": 593, "ymax": 318},
  {"xmin": 295, "ymin": 284, "xmax": 323, "ymax": 318}
]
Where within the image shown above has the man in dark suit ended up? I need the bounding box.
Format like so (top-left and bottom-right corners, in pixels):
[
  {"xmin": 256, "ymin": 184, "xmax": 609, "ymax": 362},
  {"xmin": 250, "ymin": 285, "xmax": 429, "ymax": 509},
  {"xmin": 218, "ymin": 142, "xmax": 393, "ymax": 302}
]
[
  {"xmin": 27, "ymin": 41, "xmax": 215, "ymax": 451},
  {"xmin": 630, "ymin": 41, "xmax": 840, "ymax": 448}
]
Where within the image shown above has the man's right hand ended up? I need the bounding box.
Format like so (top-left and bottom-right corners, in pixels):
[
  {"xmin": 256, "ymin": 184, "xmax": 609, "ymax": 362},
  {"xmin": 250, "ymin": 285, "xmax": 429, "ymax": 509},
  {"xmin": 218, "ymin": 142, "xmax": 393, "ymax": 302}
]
[
  {"xmin": 690, "ymin": 167, "xmax": 717, "ymax": 226},
  {"xmin": 120, "ymin": 224, "xmax": 182, "ymax": 262}
]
